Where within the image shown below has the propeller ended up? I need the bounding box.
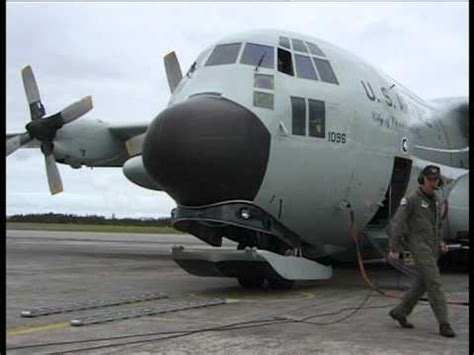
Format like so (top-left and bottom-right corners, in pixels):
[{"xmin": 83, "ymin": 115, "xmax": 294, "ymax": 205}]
[
  {"xmin": 6, "ymin": 65, "xmax": 93, "ymax": 195},
  {"xmin": 164, "ymin": 51, "xmax": 183, "ymax": 93}
]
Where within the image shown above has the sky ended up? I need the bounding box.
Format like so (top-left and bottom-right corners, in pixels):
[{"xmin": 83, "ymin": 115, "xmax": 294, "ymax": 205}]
[{"xmin": 6, "ymin": 2, "xmax": 469, "ymax": 218}]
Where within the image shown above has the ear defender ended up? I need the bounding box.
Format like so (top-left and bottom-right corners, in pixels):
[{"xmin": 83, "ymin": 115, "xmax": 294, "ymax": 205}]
[
  {"xmin": 437, "ymin": 177, "xmax": 444, "ymax": 188},
  {"xmin": 417, "ymin": 173, "xmax": 424, "ymax": 185}
]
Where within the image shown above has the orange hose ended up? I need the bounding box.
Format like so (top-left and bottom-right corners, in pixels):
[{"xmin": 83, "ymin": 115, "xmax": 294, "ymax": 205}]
[{"xmin": 349, "ymin": 209, "xmax": 468, "ymax": 306}]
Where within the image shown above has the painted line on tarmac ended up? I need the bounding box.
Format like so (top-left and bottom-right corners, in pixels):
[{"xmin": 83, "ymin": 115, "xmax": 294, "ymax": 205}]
[
  {"xmin": 190, "ymin": 291, "xmax": 315, "ymax": 303},
  {"xmin": 7, "ymin": 322, "xmax": 70, "ymax": 336}
]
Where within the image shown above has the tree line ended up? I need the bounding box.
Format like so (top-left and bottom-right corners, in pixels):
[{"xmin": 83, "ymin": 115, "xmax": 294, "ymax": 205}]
[{"xmin": 7, "ymin": 213, "xmax": 172, "ymax": 226}]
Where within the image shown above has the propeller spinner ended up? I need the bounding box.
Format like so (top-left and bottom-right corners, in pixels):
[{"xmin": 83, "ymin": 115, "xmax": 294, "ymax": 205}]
[{"xmin": 6, "ymin": 66, "xmax": 93, "ymax": 195}]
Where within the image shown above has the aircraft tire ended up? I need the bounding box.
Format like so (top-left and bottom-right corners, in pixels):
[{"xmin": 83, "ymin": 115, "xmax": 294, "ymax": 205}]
[
  {"xmin": 237, "ymin": 276, "xmax": 265, "ymax": 289},
  {"xmin": 267, "ymin": 276, "xmax": 294, "ymax": 290}
]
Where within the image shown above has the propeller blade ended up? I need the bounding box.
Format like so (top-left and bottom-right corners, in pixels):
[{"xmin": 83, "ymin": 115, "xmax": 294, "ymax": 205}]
[
  {"xmin": 21, "ymin": 66, "xmax": 46, "ymax": 120},
  {"xmin": 44, "ymin": 153, "xmax": 63, "ymax": 195},
  {"xmin": 164, "ymin": 51, "xmax": 183, "ymax": 93},
  {"xmin": 60, "ymin": 96, "xmax": 93, "ymax": 124},
  {"xmin": 6, "ymin": 132, "xmax": 33, "ymax": 156},
  {"xmin": 125, "ymin": 133, "xmax": 146, "ymax": 157}
]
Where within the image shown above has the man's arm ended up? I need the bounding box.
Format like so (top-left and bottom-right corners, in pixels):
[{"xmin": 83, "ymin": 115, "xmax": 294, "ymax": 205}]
[{"xmin": 388, "ymin": 196, "xmax": 413, "ymax": 257}]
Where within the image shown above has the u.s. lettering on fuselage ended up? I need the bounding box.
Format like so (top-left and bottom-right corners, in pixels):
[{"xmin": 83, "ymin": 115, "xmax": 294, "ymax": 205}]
[
  {"xmin": 361, "ymin": 80, "xmax": 411, "ymax": 130},
  {"xmin": 360, "ymin": 80, "xmax": 407, "ymax": 112}
]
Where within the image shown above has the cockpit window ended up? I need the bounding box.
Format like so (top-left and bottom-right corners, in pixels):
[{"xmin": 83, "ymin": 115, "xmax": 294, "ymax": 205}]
[
  {"xmin": 308, "ymin": 99, "xmax": 325, "ymax": 138},
  {"xmin": 305, "ymin": 41, "xmax": 325, "ymax": 57},
  {"xmin": 291, "ymin": 39, "xmax": 308, "ymax": 53},
  {"xmin": 279, "ymin": 36, "xmax": 291, "ymax": 50},
  {"xmin": 205, "ymin": 43, "xmax": 242, "ymax": 66},
  {"xmin": 312, "ymin": 57, "xmax": 339, "ymax": 84},
  {"xmin": 195, "ymin": 47, "xmax": 210, "ymax": 66},
  {"xmin": 278, "ymin": 48, "xmax": 294, "ymax": 76},
  {"xmin": 294, "ymin": 54, "xmax": 318, "ymax": 81},
  {"xmin": 240, "ymin": 43, "xmax": 274, "ymax": 69}
]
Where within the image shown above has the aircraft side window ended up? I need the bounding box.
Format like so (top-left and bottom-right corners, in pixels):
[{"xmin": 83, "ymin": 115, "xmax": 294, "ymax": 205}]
[
  {"xmin": 308, "ymin": 99, "xmax": 326, "ymax": 138},
  {"xmin": 254, "ymin": 91, "xmax": 274, "ymax": 110},
  {"xmin": 240, "ymin": 43, "xmax": 275, "ymax": 69},
  {"xmin": 291, "ymin": 97, "xmax": 306, "ymax": 136},
  {"xmin": 278, "ymin": 48, "xmax": 294, "ymax": 76},
  {"xmin": 291, "ymin": 38, "xmax": 308, "ymax": 53},
  {"xmin": 305, "ymin": 41, "xmax": 326, "ymax": 57},
  {"xmin": 279, "ymin": 36, "xmax": 291, "ymax": 50},
  {"xmin": 294, "ymin": 54, "xmax": 319, "ymax": 81},
  {"xmin": 254, "ymin": 74, "xmax": 274, "ymax": 89},
  {"xmin": 205, "ymin": 43, "xmax": 242, "ymax": 66},
  {"xmin": 312, "ymin": 57, "xmax": 339, "ymax": 85}
]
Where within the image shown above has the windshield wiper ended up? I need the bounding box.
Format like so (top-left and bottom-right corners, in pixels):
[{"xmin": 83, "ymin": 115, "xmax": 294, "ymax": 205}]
[{"xmin": 255, "ymin": 53, "xmax": 267, "ymax": 72}]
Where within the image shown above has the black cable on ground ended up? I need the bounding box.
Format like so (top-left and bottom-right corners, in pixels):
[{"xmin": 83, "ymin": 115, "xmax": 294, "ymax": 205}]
[
  {"xmin": 7, "ymin": 318, "xmax": 278, "ymax": 351},
  {"xmin": 48, "ymin": 287, "xmax": 395, "ymax": 354},
  {"xmin": 45, "ymin": 319, "xmax": 292, "ymax": 355},
  {"xmin": 298, "ymin": 289, "xmax": 373, "ymax": 324},
  {"xmin": 350, "ymin": 208, "xmax": 468, "ymax": 307},
  {"xmin": 10, "ymin": 293, "xmax": 397, "ymax": 353}
]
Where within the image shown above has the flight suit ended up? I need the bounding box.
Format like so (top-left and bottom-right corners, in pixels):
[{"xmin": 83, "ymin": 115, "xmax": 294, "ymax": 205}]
[{"xmin": 389, "ymin": 187, "xmax": 448, "ymax": 325}]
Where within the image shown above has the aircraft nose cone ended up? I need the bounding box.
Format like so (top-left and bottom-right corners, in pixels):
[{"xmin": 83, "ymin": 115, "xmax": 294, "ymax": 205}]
[{"xmin": 142, "ymin": 95, "xmax": 271, "ymax": 206}]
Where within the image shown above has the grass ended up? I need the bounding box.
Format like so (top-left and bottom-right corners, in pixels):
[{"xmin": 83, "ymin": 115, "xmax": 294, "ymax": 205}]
[{"xmin": 6, "ymin": 222, "xmax": 184, "ymax": 234}]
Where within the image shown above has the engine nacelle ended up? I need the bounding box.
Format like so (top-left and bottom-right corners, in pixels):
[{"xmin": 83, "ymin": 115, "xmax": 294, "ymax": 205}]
[
  {"xmin": 122, "ymin": 156, "xmax": 163, "ymax": 191},
  {"xmin": 53, "ymin": 118, "xmax": 126, "ymax": 168},
  {"xmin": 444, "ymin": 172, "xmax": 469, "ymax": 242}
]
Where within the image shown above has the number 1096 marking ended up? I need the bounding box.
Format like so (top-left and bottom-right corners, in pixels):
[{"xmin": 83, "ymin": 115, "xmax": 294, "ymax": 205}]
[{"xmin": 328, "ymin": 131, "xmax": 347, "ymax": 144}]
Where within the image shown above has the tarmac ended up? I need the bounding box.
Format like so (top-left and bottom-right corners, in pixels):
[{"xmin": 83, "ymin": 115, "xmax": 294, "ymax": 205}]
[{"xmin": 6, "ymin": 230, "xmax": 469, "ymax": 354}]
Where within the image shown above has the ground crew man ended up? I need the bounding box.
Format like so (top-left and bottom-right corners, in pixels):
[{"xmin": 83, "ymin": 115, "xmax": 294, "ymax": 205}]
[{"xmin": 388, "ymin": 165, "xmax": 455, "ymax": 338}]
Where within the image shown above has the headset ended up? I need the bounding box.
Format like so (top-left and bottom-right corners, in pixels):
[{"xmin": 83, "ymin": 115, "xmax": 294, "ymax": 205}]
[{"xmin": 417, "ymin": 166, "xmax": 444, "ymax": 188}]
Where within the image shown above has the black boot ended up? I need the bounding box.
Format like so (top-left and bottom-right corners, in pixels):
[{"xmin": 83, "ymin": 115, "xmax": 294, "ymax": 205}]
[
  {"xmin": 439, "ymin": 323, "xmax": 456, "ymax": 338},
  {"xmin": 389, "ymin": 310, "xmax": 414, "ymax": 328}
]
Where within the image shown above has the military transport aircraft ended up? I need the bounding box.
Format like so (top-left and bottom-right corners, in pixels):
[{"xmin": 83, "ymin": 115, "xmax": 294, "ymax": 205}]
[{"xmin": 6, "ymin": 29, "xmax": 469, "ymax": 289}]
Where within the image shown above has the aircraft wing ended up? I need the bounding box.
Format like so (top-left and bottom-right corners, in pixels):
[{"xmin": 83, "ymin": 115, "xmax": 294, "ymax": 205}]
[
  {"xmin": 108, "ymin": 123, "xmax": 148, "ymax": 141},
  {"xmin": 428, "ymin": 96, "xmax": 468, "ymax": 109},
  {"xmin": 412, "ymin": 97, "xmax": 469, "ymax": 169}
]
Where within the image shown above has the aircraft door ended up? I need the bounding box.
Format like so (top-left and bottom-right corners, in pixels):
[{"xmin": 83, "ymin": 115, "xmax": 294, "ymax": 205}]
[{"xmin": 368, "ymin": 157, "xmax": 412, "ymax": 227}]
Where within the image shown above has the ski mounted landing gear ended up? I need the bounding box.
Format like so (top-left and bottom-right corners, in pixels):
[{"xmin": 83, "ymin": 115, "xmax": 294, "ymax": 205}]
[
  {"xmin": 171, "ymin": 246, "xmax": 333, "ymax": 289},
  {"xmin": 170, "ymin": 200, "xmax": 332, "ymax": 289}
]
